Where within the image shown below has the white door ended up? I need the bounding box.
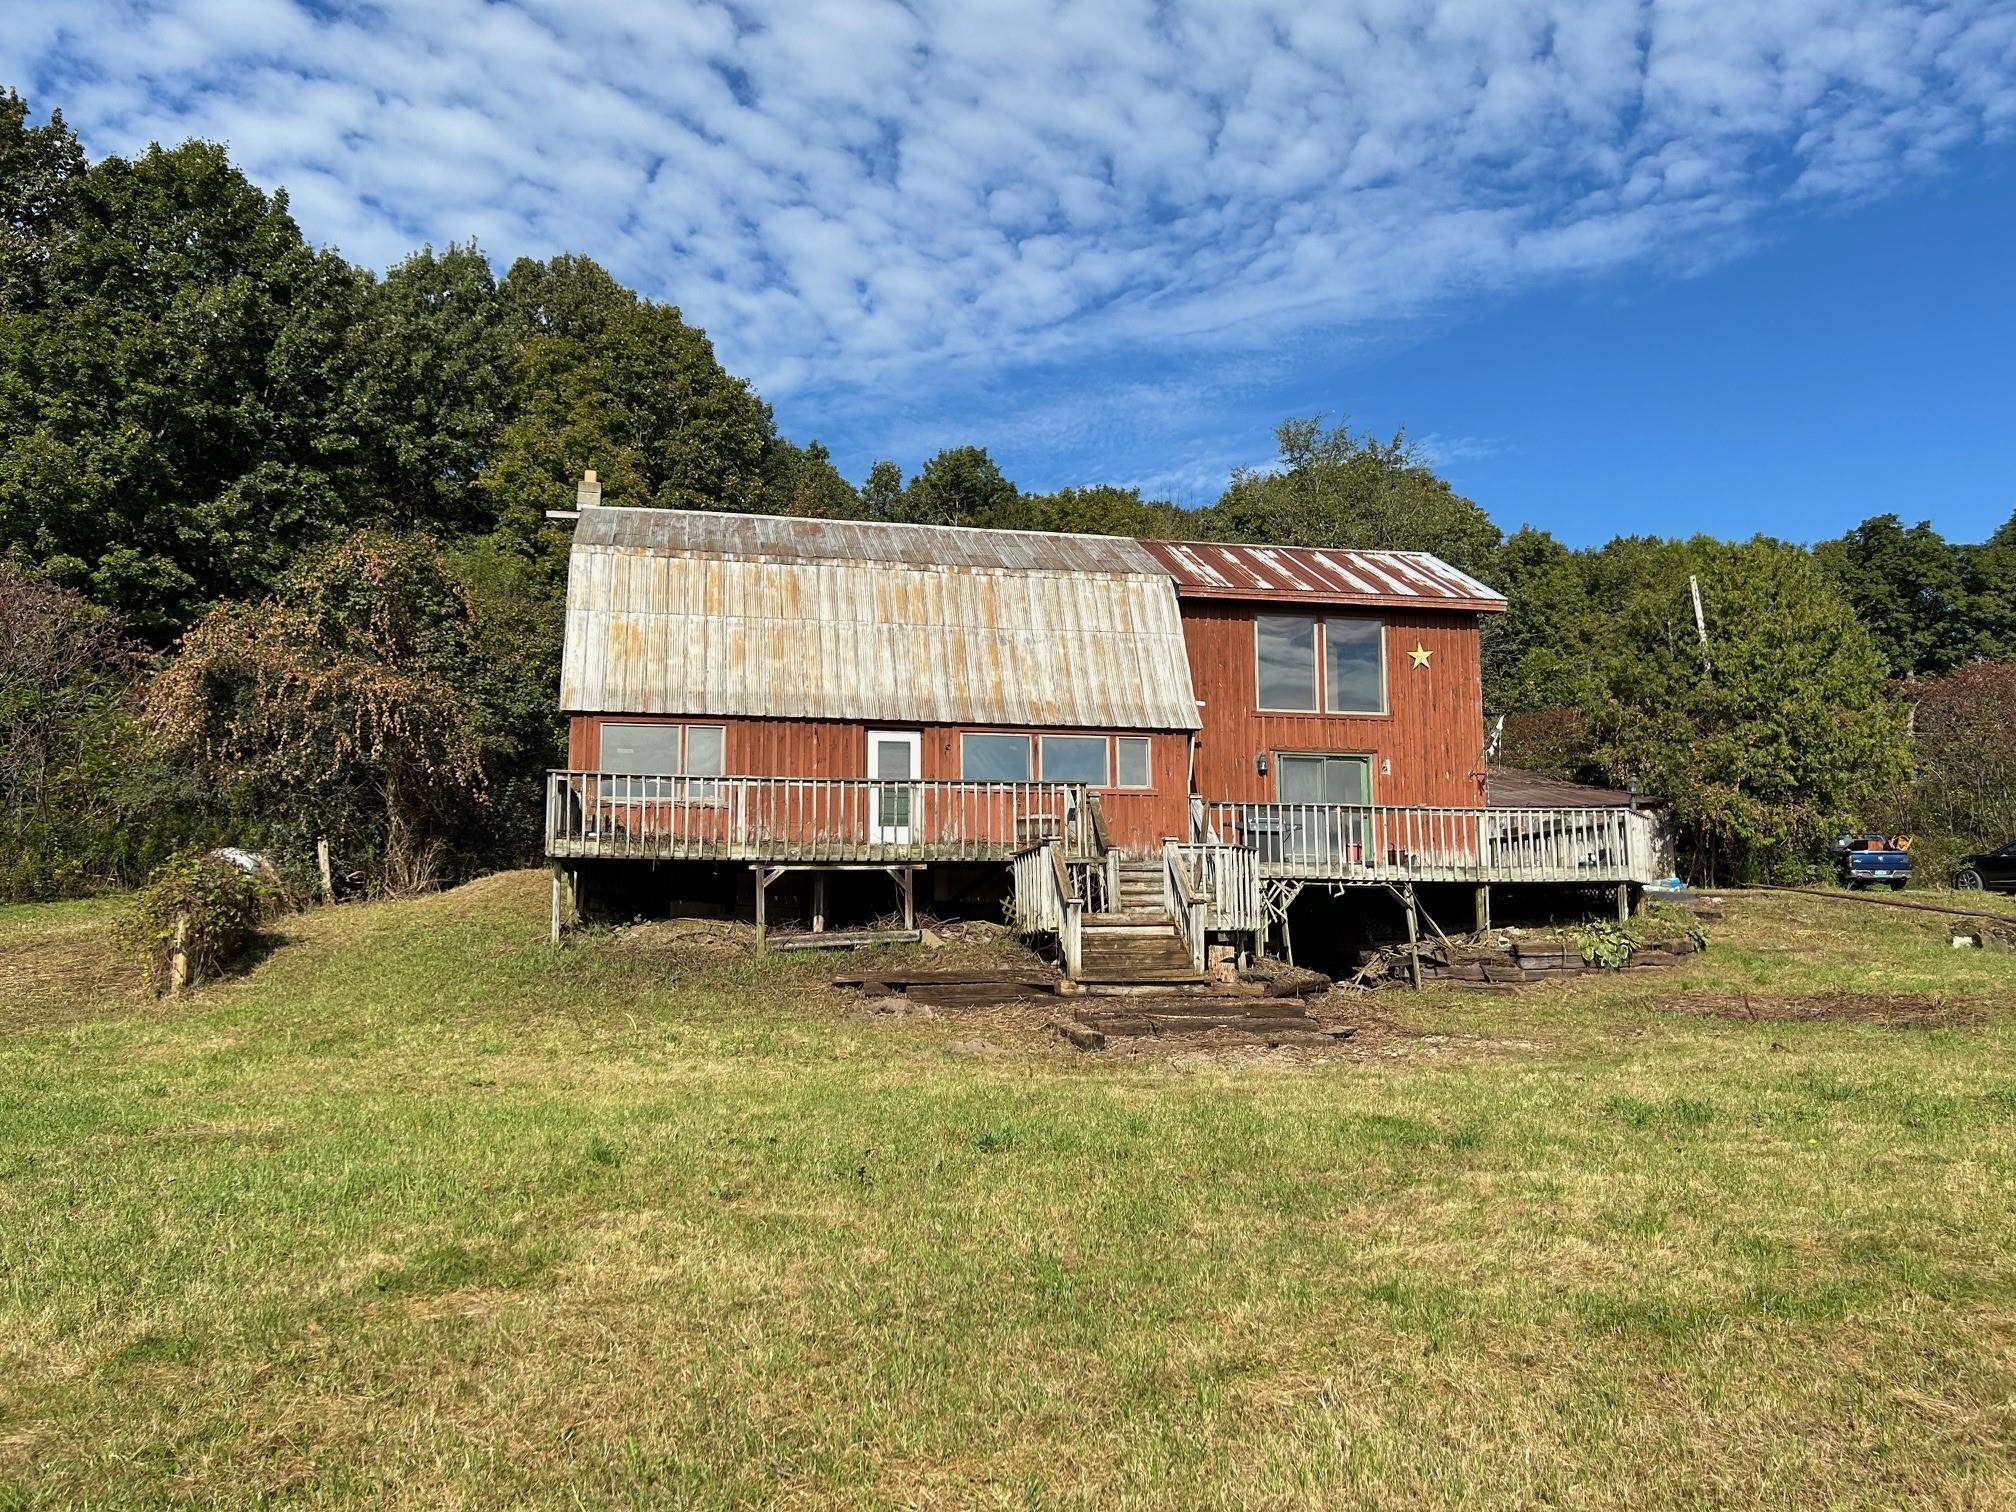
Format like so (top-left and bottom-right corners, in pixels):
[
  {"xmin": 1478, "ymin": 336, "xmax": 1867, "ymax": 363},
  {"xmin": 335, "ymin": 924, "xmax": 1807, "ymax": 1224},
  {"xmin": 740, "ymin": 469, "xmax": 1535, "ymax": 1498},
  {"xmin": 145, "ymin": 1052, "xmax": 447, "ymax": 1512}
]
[{"xmin": 868, "ymin": 731, "xmax": 921, "ymax": 845}]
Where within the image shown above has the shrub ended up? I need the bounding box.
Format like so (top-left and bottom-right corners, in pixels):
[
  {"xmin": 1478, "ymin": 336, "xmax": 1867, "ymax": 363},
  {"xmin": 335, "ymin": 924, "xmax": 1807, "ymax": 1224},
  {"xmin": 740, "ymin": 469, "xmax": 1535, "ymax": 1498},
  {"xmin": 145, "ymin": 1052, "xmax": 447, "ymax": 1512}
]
[{"xmin": 121, "ymin": 852, "xmax": 282, "ymax": 994}]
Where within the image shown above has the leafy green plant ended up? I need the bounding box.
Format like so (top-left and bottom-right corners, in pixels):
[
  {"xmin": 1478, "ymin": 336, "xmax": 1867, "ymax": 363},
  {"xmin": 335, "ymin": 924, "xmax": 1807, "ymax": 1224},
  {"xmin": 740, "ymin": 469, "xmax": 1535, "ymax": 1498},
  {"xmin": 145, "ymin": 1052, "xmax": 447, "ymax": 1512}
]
[{"xmin": 119, "ymin": 851, "xmax": 283, "ymax": 994}]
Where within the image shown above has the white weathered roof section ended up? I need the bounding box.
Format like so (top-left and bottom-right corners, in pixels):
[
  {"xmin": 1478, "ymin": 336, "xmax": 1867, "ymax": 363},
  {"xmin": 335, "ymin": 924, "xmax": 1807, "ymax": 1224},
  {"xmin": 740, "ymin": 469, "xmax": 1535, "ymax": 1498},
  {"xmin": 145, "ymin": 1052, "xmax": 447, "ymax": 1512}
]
[
  {"xmin": 562, "ymin": 507, "xmax": 1202, "ymax": 730},
  {"xmin": 1138, "ymin": 539, "xmax": 1506, "ymax": 610}
]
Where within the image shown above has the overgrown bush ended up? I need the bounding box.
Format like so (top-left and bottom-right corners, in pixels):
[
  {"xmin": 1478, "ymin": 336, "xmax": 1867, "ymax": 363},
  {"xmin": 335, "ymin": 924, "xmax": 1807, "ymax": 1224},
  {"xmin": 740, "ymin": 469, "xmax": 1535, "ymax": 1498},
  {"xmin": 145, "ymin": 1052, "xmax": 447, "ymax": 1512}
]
[{"xmin": 120, "ymin": 852, "xmax": 283, "ymax": 994}]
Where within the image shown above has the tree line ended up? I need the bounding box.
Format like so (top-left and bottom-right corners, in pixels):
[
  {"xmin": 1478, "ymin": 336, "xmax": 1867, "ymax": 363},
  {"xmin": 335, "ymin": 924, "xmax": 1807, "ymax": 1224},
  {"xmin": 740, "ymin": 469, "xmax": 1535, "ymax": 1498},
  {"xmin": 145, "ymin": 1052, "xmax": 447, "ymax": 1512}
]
[{"xmin": 3, "ymin": 89, "xmax": 2012, "ymax": 897}]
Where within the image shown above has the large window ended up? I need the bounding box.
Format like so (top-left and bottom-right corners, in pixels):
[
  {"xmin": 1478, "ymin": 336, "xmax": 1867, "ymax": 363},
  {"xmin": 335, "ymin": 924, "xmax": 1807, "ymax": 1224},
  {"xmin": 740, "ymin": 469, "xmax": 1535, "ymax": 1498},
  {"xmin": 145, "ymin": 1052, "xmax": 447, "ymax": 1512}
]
[
  {"xmin": 1039, "ymin": 735, "xmax": 1109, "ymax": 785},
  {"xmin": 601, "ymin": 722, "xmax": 724, "ymax": 799},
  {"xmin": 960, "ymin": 732, "xmax": 1031, "ymax": 781},
  {"xmin": 1256, "ymin": 614, "xmax": 1386, "ymax": 714},
  {"xmin": 1256, "ymin": 614, "xmax": 1319, "ymax": 711},
  {"xmin": 1323, "ymin": 617, "xmax": 1385, "ymax": 713},
  {"xmin": 959, "ymin": 732, "xmax": 1149, "ymax": 788}
]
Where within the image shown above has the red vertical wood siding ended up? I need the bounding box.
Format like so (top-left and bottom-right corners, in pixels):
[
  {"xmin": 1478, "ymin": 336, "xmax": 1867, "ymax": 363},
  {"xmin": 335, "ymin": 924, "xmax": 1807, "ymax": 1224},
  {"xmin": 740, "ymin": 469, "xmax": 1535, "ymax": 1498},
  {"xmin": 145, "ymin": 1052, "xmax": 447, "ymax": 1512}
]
[
  {"xmin": 1180, "ymin": 600, "xmax": 1487, "ymax": 809},
  {"xmin": 568, "ymin": 714, "xmax": 1191, "ymax": 849}
]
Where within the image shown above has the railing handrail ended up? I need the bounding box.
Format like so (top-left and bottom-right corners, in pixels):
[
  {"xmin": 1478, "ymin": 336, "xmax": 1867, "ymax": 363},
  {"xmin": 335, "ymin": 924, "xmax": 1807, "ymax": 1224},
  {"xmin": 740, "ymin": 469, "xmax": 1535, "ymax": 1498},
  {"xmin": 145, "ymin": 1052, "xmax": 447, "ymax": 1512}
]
[{"xmin": 550, "ymin": 768, "xmax": 1088, "ymax": 794}]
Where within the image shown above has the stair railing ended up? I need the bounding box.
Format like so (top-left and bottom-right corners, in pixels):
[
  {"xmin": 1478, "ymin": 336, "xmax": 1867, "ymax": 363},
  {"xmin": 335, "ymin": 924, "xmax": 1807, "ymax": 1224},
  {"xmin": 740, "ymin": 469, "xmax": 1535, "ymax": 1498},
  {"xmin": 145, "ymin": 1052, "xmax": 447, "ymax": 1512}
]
[{"xmin": 1163, "ymin": 840, "xmax": 1210, "ymax": 975}]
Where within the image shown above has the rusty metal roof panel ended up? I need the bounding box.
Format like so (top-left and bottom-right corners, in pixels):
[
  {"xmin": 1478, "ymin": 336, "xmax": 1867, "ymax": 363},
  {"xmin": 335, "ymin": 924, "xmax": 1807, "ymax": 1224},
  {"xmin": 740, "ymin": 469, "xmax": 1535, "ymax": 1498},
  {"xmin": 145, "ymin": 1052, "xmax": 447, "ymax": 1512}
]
[
  {"xmin": 563, "ymin": 507, "xmax": 1200, "ymax": 729},
  {"xmin": 1138, "ymin": 539, "xmax": 1505, "ymax": 611}
]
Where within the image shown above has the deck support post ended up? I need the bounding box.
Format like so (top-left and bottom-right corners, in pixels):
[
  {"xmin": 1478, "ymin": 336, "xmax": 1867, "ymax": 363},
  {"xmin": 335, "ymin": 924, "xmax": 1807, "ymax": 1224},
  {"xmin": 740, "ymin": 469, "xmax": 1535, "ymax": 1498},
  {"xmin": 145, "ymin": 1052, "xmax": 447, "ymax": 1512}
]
[
  {"xmin": 1474, "ymin": 884, "xmax": 1490, "ymax": 934},
  {"xmin": 811, "ymin": 872, "xmax": 827, "ymax": 935},
  {"xmin": 549, "ymin": 862, "xmax": 577, "ymax": 944},
  {"xmin": 1616, "ymin": 882, "xmax": 1630, "ymax": 924},
  {"xmin": 899, "ymin": 866, "xmax": 916, "ymax": 931},
  {"xmin": 753, "ymin": 865, "xmax": 785, "ymax": 951},
  {"xmin": 1403, "ymin": 882, "xmax": 1423, "ymax": 990}
]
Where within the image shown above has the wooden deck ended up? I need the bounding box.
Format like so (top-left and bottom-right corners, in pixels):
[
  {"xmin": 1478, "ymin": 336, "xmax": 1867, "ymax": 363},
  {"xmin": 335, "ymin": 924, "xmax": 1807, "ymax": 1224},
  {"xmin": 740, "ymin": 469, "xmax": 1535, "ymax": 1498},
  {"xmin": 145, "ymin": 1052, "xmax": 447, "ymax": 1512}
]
[
  {"xmin": 545, "ymin": 771, "xmax": 1094, "ymax": 864},
  {"xmin": 1196, "ymin": 801, "xmax": 1659, "ymax": 886}
]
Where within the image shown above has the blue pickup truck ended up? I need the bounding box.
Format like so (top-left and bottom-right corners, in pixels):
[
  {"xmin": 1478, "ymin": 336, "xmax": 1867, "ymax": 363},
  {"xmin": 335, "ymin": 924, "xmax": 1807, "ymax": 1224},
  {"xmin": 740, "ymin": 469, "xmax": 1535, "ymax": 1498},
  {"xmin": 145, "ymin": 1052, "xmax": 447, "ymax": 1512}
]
[{"xmin": 1832, "ymin": 834, "xmax": 1913, "ymax": 890}]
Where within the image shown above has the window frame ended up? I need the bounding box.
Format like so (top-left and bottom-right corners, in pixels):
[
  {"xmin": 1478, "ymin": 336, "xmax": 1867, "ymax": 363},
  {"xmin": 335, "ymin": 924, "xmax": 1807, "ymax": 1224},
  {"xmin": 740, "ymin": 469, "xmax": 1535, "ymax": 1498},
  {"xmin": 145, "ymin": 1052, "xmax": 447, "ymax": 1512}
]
[
  {"xmin": 1253, "ymin": 613, "xmax": 1389, "ymax": 717},
  {"xmin": 1254, "ymin": 613, "xmax": 1321, "ymax": 713},
  {"xmin": 1113, "ymin": 736, "xmax": 1153, "ymax": 790},
  {"xmin": 959, "ymin": 731, "xmax": 1033, "ymax": 783},
  {"xmin": 1322, "ymin": 615, "xmax": 1388, "ymax": 716},
  {"xmin": 598, "ymin": 721, "xmax": 726, "ymax": 802},
  {"xmin": 1038, "ymin": 734, "xmax": 1111, "ymax": 786},
  {"xmin": 1274, "ymin": 751, "xmax": 1374, "ymax": 805}
]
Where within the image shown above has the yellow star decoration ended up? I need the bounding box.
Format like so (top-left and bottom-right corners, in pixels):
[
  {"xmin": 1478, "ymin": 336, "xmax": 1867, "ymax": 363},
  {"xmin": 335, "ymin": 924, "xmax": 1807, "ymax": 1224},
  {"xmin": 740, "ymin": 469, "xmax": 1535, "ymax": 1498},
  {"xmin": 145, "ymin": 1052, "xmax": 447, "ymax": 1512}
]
[{"xmin": 1408, "ymin": 643, "xmax": 1433, "ymax": 669}]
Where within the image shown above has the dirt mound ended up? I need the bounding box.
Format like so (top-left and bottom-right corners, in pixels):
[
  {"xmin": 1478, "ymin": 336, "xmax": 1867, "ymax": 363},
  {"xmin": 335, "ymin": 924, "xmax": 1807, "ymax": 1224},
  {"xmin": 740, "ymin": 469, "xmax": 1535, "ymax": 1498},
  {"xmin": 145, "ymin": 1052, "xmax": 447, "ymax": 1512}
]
[{"xmin": 1668, "ymin": 990, "xmax": 1992, "ymax": 1029}]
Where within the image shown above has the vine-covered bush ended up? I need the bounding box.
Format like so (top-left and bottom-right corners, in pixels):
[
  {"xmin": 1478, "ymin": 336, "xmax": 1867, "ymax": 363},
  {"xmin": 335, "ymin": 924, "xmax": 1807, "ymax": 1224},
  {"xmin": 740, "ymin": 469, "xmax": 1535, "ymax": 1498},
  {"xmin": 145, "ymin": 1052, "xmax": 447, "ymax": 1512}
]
[{"xmin": 121, "ymin": 852, "xmax": 283, "ymax": 994}]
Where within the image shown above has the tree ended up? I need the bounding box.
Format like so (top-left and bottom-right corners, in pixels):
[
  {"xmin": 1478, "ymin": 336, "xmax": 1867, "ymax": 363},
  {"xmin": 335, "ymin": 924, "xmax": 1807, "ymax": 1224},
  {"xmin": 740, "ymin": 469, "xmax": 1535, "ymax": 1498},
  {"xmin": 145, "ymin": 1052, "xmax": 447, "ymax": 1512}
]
[
  {"xmin": 344, "ymin": 243, "xmax": 517, "ymax": 534},
  {"xmin": 1203, "ymin": 416, "xmax": 1502, "ymax": 576},
  {"xmin": 1812, "ymin": 514, "xmax": 1970, "ymax": 677},
  {"xmin": 0, "ymin": 87, "xmax": 86, "ymax": 311},
  {"xmin": 1580, "ymin": 538, "xmax": 1908, "ymax": 880},
  {"xmin": 1903, "ymin": 661, "xmax": 2016, "ymax": 869},
  {"xmin": 1959, "ymin": 509, "xmax": 2016, "ymax": 664},
  {"xmin": 860, "ymin": 460, "xmax": 904, "ymax": 520},
  {"xmin": 1481, "ymin": 526, "xmax": 1606, "ymax": 714},
  {"xmin": 765, "ymin": 438, "xmax": 860, "ymax": 518},
  {"xmin": 481, "ymin": 255, "xmax": 779, "ymax": 541},
  {"xmin": 1026, "ymin": 484, "xmax": 1195, "ymax": 538},
  {"xmin": 894, "ymin": 446, "xmax": 1028, "ymax": 528},
  {"xmin": 0, "ymin": 127, "xmax": 367, "ymax": 635},
  {"xmin": 145, "ymin": 533, "xmax": 535, "ymax": 892},
  {"xmin": 0, "ymin": 564, "xmax": 189, "ymax": 898}
]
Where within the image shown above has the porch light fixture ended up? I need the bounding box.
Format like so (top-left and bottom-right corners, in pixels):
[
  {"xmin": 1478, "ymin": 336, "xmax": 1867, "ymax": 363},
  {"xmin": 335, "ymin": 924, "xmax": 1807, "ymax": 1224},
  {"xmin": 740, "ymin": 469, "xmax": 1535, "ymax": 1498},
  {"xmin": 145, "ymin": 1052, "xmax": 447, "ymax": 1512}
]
[{"xmin": 1255, "ymin": 754, "xmax": 1268, "ymax": 775}]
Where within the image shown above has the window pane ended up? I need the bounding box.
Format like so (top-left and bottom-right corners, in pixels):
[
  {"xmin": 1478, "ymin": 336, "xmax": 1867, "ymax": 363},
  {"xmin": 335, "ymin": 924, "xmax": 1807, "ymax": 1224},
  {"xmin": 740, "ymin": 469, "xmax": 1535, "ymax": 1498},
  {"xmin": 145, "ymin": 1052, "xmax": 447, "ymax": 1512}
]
[
  {"xmin": 1256, "ymin": 615, "xmax": 1318, "ymax": 710},
  {"xmin": 1277, "ymin": 754, "xmax": 1327, "ymax": 803},
  {"xmin": 685, "ymin": 726, "xmax": 725, "ymax": 776},
  {"xmin": 1115, "ymin": 736, "xmax": 1151, "ymax": 788},
  {"xmin": 1040, "ymin": 735, "xmax": 1109, "ymax": 785},
  {"xmin": 871, "ymin": 735, "xmax": 916, "ymax": 779},
  {"xmin": 1324, "ymin": 618, "xmax": 1385, "ymax": 713},
  {"xmin": 961, "ymin": 733, "xmax": 1031, "ymax": 781},
  {"xmin": 602, "ymin": 722, "xmax": 681, "ymax": 799},
  {"xmin": 1323, "ymin": 756, "xmax": 1370, "ymax": 804}
]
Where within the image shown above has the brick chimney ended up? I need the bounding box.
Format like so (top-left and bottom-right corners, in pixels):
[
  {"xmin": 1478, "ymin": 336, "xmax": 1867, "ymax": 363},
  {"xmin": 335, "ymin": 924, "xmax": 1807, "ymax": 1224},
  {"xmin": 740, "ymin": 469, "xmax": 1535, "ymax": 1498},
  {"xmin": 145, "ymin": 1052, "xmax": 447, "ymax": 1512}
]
[{"xmin": 576, "ymin": 469, "xmax": 602, "ymax": 509}]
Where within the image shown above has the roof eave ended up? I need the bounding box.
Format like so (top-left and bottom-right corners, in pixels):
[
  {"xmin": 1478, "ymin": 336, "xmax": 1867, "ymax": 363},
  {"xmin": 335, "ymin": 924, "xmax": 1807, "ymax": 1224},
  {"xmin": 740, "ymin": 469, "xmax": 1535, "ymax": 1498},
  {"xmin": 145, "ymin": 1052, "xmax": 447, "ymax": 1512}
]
[{"xmin": 1172, "ymin": 586, "xmax": 1508, "ymax": 614}]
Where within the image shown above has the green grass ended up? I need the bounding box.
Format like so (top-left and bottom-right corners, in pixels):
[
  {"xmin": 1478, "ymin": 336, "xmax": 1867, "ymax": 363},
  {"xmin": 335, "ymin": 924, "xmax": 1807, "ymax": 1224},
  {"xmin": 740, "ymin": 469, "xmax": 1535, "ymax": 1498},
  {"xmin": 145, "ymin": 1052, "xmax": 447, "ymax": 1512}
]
[{"xmin": 4, "ymin": 875, "xmax": 2016, "ymax": 1505}]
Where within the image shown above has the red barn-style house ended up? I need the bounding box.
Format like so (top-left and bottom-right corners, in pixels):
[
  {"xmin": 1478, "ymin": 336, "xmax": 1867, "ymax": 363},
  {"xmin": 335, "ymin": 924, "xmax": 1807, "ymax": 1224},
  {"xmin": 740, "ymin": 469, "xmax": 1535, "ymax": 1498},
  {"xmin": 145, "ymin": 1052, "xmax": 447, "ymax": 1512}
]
[{"xmin": 546, "ymin": 486, "xmax": 1657, "ymax": 978}]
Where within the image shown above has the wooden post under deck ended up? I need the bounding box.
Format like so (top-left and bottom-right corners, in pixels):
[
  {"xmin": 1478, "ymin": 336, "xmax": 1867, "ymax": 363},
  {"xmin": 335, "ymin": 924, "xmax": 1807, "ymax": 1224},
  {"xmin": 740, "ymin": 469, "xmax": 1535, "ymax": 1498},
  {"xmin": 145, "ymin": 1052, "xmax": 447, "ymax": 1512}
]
[
  {"xmin": 1474, "ymin": 884, "xmax": 1490, "ymax": 934},
  {"xmin": 1403, "ymin": 882, "xmax": 1423, "ymax": 990},
  {"xmin": 811, "ymin": 873, "xmax": 827, "ymax": 934},
  {"xmin": 1616, "ymin": 882, "xmax": 1630, "ymax": 924},
  {"xmin": 549, "ymin": 862, "xmax": 577, "ymax": 944}
]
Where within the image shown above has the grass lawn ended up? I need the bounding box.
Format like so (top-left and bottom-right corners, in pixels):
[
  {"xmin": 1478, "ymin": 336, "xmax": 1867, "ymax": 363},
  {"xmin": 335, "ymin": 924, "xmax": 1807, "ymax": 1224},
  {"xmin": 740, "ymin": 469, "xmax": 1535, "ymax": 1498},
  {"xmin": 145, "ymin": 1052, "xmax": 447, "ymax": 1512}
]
[{"xmin": 5, "ymin": 875, "xmax": 2016, "ymax": 1505}]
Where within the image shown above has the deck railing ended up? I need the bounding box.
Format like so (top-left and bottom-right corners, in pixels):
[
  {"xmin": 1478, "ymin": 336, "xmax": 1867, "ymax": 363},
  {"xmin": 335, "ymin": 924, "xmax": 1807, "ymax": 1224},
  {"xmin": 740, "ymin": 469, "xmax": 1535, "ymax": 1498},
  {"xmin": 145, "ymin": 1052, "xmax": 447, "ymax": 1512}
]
[
  {"xmin": 1173, "ymin": 842, "xmax": 1263, "ymax": 932},
  {"xmin": 1199, "ymin": 802, "xmax": 1656, "ymax": 884},
  {"xmin": 547, "ymin": 772, "xmax": 1091, "ymax": 863},
  {"xmin": 1013, "ymin": 842, "xmax": 1082, "ymax": 976},
  {"xmin": 1162, "ymin": 841, "xmax": 1211, "ymax": 974}
]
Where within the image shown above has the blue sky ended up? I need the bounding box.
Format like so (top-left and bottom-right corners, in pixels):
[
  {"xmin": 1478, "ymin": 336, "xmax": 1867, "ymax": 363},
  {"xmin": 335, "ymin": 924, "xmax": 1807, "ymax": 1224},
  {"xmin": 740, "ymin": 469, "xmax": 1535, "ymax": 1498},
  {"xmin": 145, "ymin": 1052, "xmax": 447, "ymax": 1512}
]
[{"xmin": 8, "ymin": 0, "xmax": 2014, "ymax": 546}]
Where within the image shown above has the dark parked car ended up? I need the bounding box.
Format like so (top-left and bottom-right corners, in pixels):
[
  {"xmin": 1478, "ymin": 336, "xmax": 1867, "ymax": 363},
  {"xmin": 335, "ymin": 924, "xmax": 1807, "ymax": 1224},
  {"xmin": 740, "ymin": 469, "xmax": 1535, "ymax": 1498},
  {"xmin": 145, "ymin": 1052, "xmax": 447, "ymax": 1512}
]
[{"xmin": 1954, "ymin": 840, "xmax": 2016, "ymax": 893}]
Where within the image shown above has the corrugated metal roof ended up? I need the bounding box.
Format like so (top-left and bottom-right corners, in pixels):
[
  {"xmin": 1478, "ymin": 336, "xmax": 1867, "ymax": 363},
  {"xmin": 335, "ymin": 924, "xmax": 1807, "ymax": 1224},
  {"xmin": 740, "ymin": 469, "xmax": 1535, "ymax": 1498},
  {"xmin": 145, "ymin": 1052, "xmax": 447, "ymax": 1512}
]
[
  {"xmin": 1485, "ymin": 766, "xmax": 1666, "ymax": 809},
  {"xmin": 1139, "ymin": 539, "xmax": 1506, "ymax": 611},
  {"xmin": 562, "ymin": 507, "xmax": 1201, "ymax": 730}
]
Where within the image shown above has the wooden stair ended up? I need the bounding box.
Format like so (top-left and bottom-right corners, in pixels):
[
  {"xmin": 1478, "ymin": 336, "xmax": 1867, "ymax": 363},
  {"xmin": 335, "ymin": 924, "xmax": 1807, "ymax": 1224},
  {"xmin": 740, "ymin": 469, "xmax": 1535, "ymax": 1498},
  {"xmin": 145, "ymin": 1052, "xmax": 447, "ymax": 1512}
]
[{"xmin": 1077, "ymin": 853, "xmax": 1203, "ymax": 985}]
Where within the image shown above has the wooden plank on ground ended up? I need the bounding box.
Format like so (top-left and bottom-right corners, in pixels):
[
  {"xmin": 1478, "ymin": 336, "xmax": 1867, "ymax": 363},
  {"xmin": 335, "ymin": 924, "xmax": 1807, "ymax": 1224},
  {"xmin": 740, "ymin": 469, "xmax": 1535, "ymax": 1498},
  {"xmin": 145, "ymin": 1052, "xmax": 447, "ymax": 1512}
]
[{"xmin": 770, "ymin": 929, "xmax": 922, "ymax": 951}]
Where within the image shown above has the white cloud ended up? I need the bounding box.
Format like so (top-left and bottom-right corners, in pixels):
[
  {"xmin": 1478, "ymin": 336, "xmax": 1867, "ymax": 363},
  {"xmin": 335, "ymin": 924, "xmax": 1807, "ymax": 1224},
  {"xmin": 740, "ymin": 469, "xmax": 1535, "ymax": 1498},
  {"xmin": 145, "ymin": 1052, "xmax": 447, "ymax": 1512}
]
[{"xmin": 5, "ymin": 0, "xmax": 2012, "ymax": 479}]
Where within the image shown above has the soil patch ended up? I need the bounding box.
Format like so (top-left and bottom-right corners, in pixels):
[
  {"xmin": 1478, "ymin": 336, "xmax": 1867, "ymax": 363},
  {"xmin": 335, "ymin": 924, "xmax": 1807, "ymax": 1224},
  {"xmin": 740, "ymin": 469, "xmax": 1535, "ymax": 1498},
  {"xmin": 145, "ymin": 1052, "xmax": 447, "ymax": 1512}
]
[{"xmin": 1665, "ymin": 990, "xmax": 1995, "ymax": 1029}]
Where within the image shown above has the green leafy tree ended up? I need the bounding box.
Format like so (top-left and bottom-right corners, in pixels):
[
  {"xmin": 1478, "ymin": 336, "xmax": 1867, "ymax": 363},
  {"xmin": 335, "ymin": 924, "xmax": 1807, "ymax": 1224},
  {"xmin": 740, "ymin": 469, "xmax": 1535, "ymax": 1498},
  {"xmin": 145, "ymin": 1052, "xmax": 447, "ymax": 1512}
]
[
  {"xmin": 1582, "ymin": 538, "xmax": 1908, "ymax": 880},
  {"xmin": 860, "ymin": 460, "xmax": 904, "ymax": 519},
  {"xmin": 0, "ymin": 124, "xmax": 367, "ymax": 634},
  {"xmin": 0, "ymin": 87, "xmax": 86, "ymax": 311},
  {"xmin": 1026, "ymin": 484, "xmax": 1195, "ymax": 538},
  {"xmin": 1812, "ymin": 514, "xmax": 1970, "ymax": 677},
  {"xmin": 895, "ymin": 446, "xmax": 1029, "ymax": 528},
  {"xmin": 765, "ymin": 438, "xmax": 860, "ymax": 518},
  {"xmin": 1960, "ymin": 510, "xmax": 2016, "ymax": 664},
  {"xmin": 345, "ymin": 242, "xmax": 517, "ymax": 533},
  {"xmin": 482, "ymin": 255, "xmax": 778, "ymax": 540},
  {"xmin": 1203, "ymin": 416, "xmax": 1502, "ymax": 576},
  {"xmin": 0, "ymin": 563, "xmax": 193, "ymax": 898}
]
